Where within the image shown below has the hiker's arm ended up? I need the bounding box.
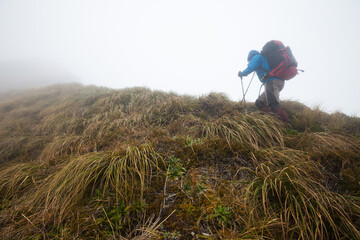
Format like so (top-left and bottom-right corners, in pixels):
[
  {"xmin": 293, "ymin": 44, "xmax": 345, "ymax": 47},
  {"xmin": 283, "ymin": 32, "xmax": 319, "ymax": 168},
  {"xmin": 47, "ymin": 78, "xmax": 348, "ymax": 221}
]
[{"xmin": 241, "ymin": 55, "xmax": 261, "ymax": 77}]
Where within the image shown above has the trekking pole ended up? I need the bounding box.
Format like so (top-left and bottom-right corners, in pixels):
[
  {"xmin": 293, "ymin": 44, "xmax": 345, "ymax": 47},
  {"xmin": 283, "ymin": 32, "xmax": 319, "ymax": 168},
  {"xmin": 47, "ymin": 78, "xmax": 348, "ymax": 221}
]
[
  {"xmin": 240, "ymin": 72, "xmax": 255, "ymax": 106},
  {"xmin": 240, "ymin": 75, "xmax": 248, "ymax": 115}
]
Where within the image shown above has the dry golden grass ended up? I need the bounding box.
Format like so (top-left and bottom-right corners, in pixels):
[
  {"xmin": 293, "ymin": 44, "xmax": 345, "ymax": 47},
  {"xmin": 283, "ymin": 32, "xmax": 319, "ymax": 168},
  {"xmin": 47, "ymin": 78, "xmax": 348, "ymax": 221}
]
[
  {"xmin": 243, "ymin": 157, "xmax": 360, "ymax": 239},
  {"xmin": 1, "ymin": 145, "xmax": 166, "ymax": 239},
  {"xmin": 0, "ymin": 161, "xmax": 46, "ymax": 200},
  {"xmin": 0, "ymin": 83, "xmax": 359, "ymax": 239},
  {"xmin": 283, "ymin": 101, "xmax": 360, "ymax": 134},
  {"xmin": 202, "ymin": 113, "xmax": 284, "ymax": 150},
  {"xmin": 290, "ymin": 131, "xmax": 360, "ymax": 154}
]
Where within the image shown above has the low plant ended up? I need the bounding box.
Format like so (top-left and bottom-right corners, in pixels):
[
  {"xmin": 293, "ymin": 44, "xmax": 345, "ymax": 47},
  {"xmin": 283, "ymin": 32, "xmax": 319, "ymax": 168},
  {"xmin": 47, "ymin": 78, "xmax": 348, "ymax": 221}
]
[
  {"xmin": 167, "ymin": 157, "xmax": 186, "ymax": 180},
  {"xmin": 212, "ymin": 204, "xmax": 232, "ymax": 226}
]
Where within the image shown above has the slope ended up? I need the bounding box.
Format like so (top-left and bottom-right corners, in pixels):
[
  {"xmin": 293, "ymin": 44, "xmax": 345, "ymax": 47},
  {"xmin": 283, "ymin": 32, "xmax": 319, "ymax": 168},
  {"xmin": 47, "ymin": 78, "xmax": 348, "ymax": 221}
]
[{"xmin": 0, "ymin": 83, "xmax": 359, "ymax": 239}]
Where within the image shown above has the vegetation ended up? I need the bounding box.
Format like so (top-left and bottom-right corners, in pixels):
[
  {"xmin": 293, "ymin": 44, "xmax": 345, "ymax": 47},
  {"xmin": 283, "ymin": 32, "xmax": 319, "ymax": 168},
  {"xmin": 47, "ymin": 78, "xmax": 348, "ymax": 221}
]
[{"xmin": 0, "ymin": 83, "xmax": 359, "ymax": 239}]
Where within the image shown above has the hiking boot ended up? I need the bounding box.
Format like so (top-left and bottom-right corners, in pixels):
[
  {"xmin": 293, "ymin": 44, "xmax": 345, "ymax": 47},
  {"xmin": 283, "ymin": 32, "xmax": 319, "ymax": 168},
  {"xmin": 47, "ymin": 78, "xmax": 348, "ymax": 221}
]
[{"xmin": 275, "ymin": 108, "xmax": 290, "ymax": 123}]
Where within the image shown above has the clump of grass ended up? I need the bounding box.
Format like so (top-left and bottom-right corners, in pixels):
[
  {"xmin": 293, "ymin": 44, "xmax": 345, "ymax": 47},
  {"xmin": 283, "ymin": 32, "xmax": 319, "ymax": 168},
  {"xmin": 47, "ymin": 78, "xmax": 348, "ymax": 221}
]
[
  {"xmin": 283, "ymin": 101, "xmax": 360, "ymax": 135},
  {"xmin": 289, "ymin": 132, "xmax": 360, "ymax": 156},
  {"xmin": 197, "ymin": 92, "xmax": 232, "ymax": 116},
  {"xmin": 287, "ymin": 131, "xmax": 360, "ymax": 195},
  {"xmin": 23, "ymin": 152, "xmax": 112, "ymax": 224},
  {"xmin": 243, "ymin": 160, "xmax": 360, "ymax": 239},
  {"xmin": 39, "ymin": 115, "xmax": 86, "ymax": 135},
  {"xmin": 202, "ymin": 114, "xmax": 284, "ymax": 150},
  {"xmin": 39, "ymin": 135, "xmax": 96, "ymax": 162},
  {"xmin": 99, "ymin": 145, "xmax": 166, "ymax": 206},
  {"xmin": 287, "ymin": 132, "xmax": 360, "ymax": 173},
  {"xmin": 1, "ymin": 145, "xmax": 166, "ymax": 239},
  {"xmin": 0, "ymin": 161, "xmax": 46, "ymax": 200},
  {"xmin": 0, "ymin": 136, "xmax": 44, "ymax": 164},
  {"xmin": 249, "ymin": 147, "xmax": 314, "ymax": 170}
]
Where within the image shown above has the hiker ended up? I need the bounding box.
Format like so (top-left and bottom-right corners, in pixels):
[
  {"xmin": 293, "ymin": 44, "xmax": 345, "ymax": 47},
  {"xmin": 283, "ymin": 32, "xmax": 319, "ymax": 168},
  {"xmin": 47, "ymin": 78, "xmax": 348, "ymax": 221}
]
[{"xmin": 238, "ymin": 49, "xmax": 290, "ymax": 122}]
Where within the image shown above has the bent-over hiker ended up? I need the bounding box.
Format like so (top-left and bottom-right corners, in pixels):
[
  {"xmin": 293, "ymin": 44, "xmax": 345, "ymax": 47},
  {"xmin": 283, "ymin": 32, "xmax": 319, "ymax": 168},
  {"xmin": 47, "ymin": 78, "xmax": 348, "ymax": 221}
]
[{"xmin": 238, "ymin": 49, "xmax": 290, "ymax": 122}]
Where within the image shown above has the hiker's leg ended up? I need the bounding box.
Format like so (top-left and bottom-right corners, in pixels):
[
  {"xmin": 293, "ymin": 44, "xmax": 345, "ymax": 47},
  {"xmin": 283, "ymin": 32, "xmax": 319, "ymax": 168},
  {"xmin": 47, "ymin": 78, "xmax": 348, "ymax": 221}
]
[
  {"xmin": 255, "ymin": 93, "xmax": 271, "ymax": 112},
  {"xmin": 266, "ymin": 79, "xmax": 290, "ymax": 122},
  {"xmin": 255, "ymin": 85, "xmax": 267, "ymax": 109},
  {"xmin": 265, "ymin": 79, "xmax": 284, "ymax": 111},
  {"xmin": 255, "ymin": 98, "xmax": 265, "ymax": 109}
]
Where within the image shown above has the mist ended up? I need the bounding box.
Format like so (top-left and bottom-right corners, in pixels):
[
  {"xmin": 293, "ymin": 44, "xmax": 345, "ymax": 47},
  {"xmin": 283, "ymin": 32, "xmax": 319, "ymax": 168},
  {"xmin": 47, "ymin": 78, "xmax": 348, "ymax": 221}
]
[
  {"xmin": 0, "ymin": 60, "xmax": 80, "ymax": 94},
  {"xmin": 0, "ymin": 0, "xmax": 359, "ymax": 116}
]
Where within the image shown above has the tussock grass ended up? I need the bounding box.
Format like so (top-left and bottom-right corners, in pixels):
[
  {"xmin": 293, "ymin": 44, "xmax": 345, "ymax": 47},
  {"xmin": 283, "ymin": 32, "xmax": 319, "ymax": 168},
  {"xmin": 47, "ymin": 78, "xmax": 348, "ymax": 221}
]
[
  {"xmin": 99, "ymin": 145, "xmax": 165, "ymax": 205},
  {"xmin": 0, "ymin": 145, "xmax": 166, "ymax": 238},
  {"xmin": 0, "ymin": 161, "xmax": 46, "ymax": 200},
  {"xmin": 287, "ymin": 131, "xmax": 360, "ymax": 195},
  {"xmin": 243, "ymin": 160, "xmax": 360, "ymax": 239},
  {"xmin": 39, "ymin": 116, "xmax": 85, "ymax": 135},
  {"xmin": 0, "ymin": 84, "xmax": 359, "ymax": 239},
  {"xmin": 39, "ymin": 135, "xmax": 95, "ymax": 161},
  {"xmin": 0, "ymin": 136, "xmax": 44, "ymax": 164},
  {"xmin": 202, "ymin": 114, "xmax": 284, "ymax": 150},
  {"xmin": 24, "ymin": 152, "xmax": 111, "ymax": 223},
  {"xmin": 290, "ymin": 131, "xmax": 360, "ymax": 155},
  {"xmin": 283, "ymin": 102, "xmax": 360, "ymax": 135},
  {"xmin": 287, "ymin": 131, "xmax": 360, "ymax": 174},
  {"xmin": 25, "ymin": 145, "xmax": 164, "ymax": 224}
]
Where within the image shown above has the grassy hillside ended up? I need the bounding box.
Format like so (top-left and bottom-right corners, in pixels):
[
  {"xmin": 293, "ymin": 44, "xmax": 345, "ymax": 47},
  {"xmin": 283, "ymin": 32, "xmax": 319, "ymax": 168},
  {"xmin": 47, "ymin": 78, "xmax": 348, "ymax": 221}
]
[{"xmin": 0, "ymin": 83, "xmax": 359, "ymax": 239}]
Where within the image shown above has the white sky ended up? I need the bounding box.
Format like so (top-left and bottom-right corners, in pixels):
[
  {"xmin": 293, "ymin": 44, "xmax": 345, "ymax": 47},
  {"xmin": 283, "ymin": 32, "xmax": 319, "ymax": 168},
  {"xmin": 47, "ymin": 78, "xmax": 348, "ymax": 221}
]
[{"xmin": 0, "ymin": 0, "xmax": 359, "ymax": 116}]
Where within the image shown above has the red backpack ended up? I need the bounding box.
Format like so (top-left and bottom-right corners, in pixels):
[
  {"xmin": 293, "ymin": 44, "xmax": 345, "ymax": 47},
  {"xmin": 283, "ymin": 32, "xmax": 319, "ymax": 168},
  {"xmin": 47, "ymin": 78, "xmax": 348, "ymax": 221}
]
[{"xmin": 261, "ymin": 40, "xmax": 298, "ymax": 80}]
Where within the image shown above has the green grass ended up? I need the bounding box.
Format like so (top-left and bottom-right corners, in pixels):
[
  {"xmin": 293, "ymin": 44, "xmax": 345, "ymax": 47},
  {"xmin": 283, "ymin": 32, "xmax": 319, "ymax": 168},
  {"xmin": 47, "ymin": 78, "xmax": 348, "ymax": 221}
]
[{"xmin": 0, "ymin": 83, "xmax": 359, "ymax": 239}]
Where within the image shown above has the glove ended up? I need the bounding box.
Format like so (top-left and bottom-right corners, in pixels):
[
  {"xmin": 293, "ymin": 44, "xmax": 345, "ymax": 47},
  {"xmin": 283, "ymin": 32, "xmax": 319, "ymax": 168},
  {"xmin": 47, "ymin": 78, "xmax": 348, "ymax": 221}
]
[{"xmin": 238, "ymin": 71, "xmax": 243, "ymax": 79}]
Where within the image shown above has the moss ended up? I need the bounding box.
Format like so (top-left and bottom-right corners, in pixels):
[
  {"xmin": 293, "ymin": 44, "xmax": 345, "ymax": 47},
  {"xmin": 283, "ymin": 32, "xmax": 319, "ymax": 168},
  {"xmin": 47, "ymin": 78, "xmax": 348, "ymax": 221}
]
[
  {"xmin": 162, "ymin": 188, "xmax": 212, "ymax": 238},
  {"xmin": 340, "ymin": 167, "xmax": 360, "ymax": 195}
]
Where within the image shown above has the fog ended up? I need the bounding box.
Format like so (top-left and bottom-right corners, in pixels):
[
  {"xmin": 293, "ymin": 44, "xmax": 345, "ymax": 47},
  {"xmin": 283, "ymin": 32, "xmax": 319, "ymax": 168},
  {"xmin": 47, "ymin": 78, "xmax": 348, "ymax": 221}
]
[
  {"xmin": 0, "ymin": 60, "xmax": 79, "ymax": 93},
  {"xmin": 0, "ymin": 0, "xmax": 359, "ymax": 116}
]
